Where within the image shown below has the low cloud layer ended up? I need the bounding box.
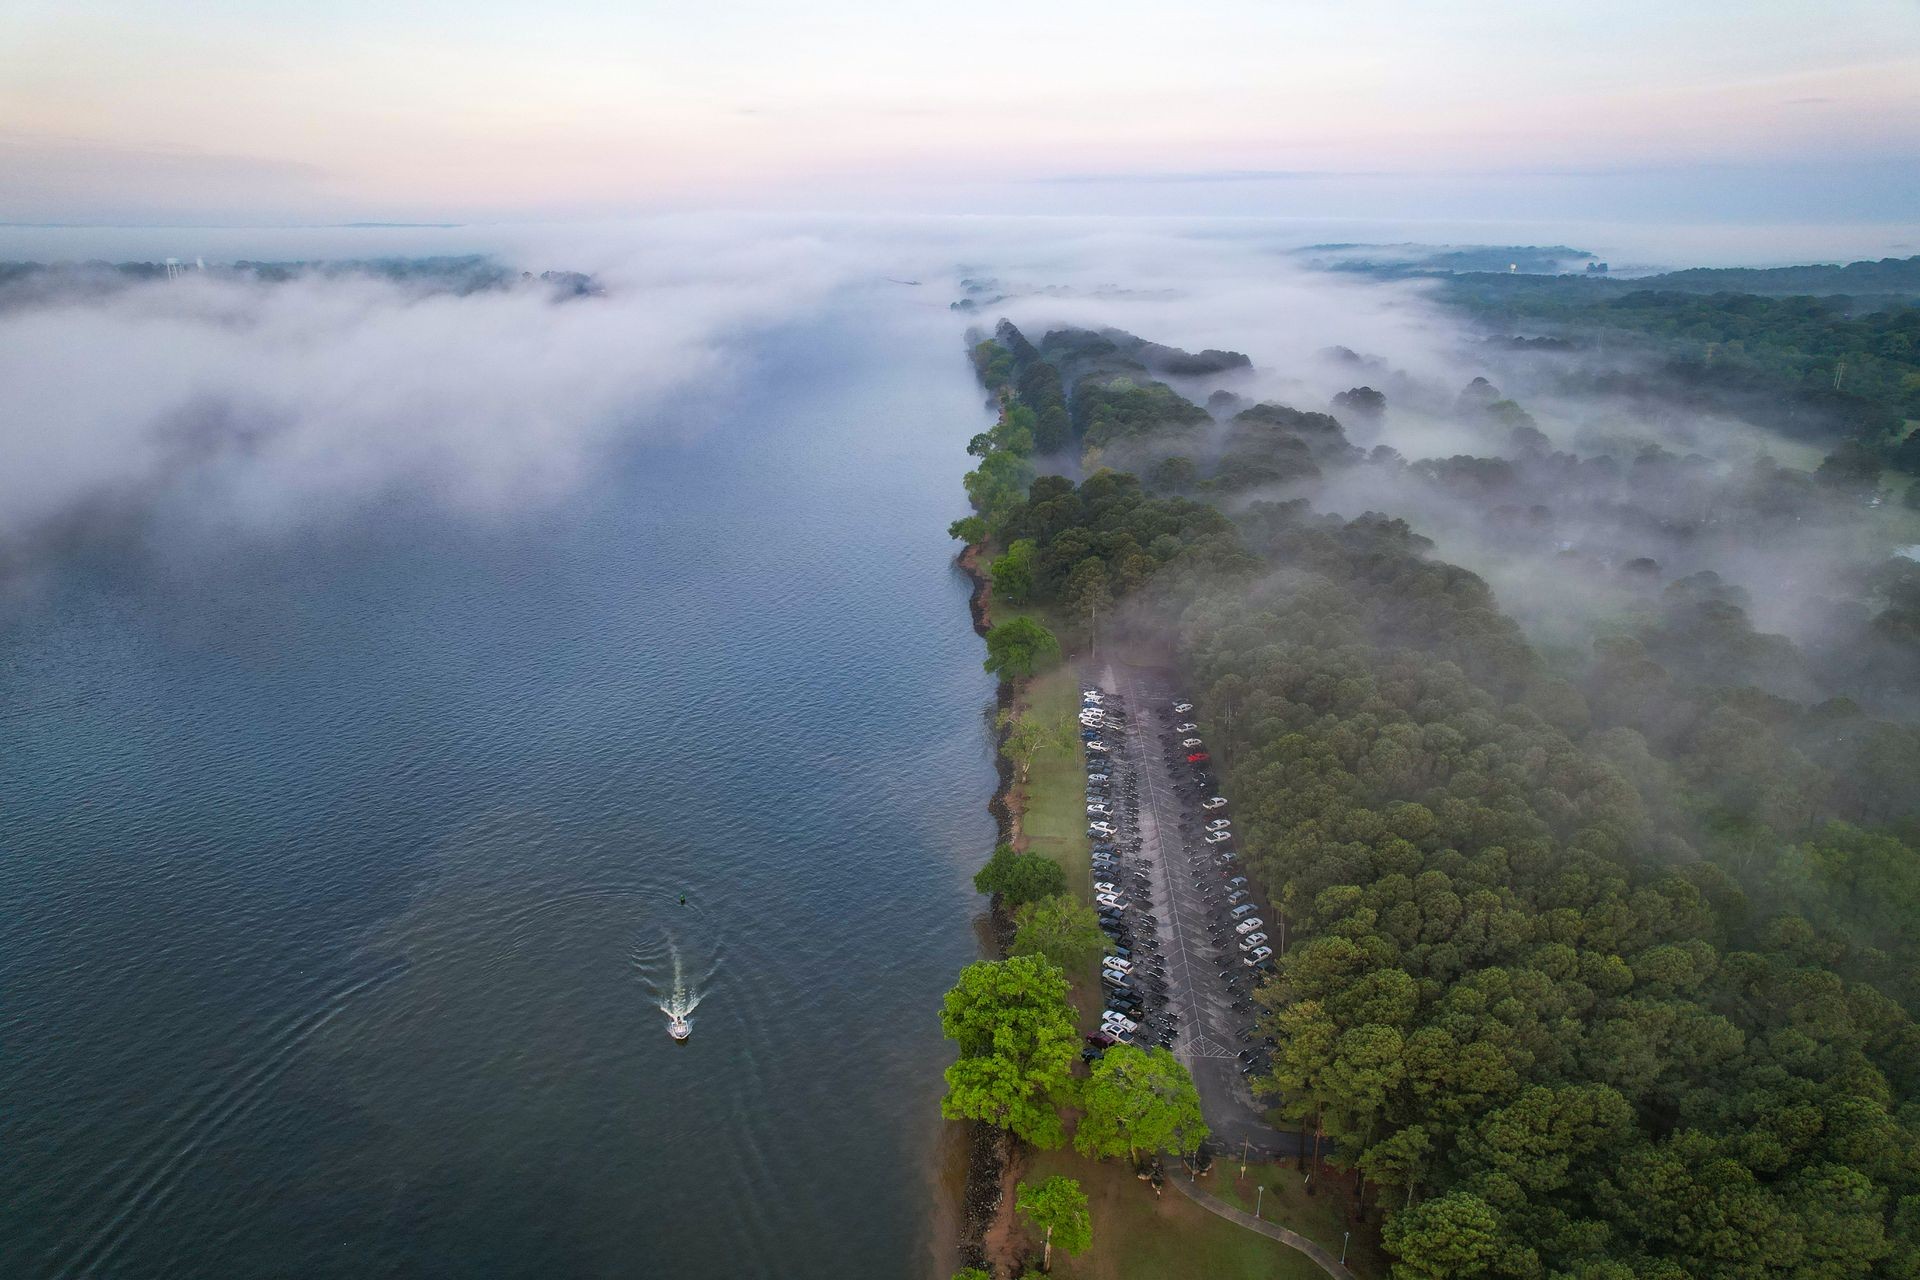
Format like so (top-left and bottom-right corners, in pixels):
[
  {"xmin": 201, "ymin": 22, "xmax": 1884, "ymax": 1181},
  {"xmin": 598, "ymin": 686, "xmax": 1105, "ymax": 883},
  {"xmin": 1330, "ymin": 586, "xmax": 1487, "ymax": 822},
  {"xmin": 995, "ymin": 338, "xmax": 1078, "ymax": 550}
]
[{"xmin": 4, "ymin": 215, "xmax": 1912, "ymax": 719}]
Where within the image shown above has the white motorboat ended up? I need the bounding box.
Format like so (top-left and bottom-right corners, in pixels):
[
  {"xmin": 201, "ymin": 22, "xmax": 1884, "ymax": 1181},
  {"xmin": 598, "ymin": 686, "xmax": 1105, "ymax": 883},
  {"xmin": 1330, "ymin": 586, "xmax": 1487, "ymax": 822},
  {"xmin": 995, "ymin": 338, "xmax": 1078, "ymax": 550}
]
[{"xmin": 668, "ymin": 1015, "xmax": 692, "ymax": 1041}]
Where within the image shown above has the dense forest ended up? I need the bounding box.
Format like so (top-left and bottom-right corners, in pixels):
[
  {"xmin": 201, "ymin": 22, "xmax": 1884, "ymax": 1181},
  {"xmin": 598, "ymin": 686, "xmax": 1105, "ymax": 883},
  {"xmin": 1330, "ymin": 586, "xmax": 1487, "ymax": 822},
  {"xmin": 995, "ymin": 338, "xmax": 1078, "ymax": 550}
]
[
  {"xmin": 1431, "ymin": 262, "xmax": 1920, "ymax": 480},
  {"xmin": 956, "ymin": 296, "xmax": 1920, "ymax": 1277}
]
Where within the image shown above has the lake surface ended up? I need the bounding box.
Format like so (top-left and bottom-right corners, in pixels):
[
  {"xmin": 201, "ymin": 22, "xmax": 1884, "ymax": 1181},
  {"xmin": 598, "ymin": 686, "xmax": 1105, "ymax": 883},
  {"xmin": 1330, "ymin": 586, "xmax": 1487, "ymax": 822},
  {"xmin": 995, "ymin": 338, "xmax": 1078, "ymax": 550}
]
[{"xmin": 0, "ymin": 295, "xmax": 997, "ymax": 1278}]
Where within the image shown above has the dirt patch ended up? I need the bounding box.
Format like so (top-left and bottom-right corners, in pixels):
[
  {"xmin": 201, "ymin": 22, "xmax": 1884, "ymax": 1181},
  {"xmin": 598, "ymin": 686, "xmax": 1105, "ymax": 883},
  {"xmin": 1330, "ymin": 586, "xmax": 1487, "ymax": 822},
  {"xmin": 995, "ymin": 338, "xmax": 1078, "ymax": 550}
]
[{"xmin": 980, "ymin": 1139, "xmax": 1036, "ymax": 1278}]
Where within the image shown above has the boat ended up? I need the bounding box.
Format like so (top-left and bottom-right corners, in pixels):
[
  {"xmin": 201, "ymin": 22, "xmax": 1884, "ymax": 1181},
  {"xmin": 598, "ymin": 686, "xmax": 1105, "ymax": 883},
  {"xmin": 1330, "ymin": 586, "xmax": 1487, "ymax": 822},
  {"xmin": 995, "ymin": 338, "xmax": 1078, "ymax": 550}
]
[{"xmin": 668, "ymin": 1014, "xmax": 692, "ymax": 1041}]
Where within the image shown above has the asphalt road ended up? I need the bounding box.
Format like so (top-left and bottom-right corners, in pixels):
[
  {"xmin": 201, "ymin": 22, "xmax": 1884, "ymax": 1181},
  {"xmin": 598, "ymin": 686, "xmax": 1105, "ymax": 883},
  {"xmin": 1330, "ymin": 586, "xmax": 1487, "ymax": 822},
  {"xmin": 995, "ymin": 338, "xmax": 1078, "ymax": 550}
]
[{"xmin": 1101, "ymin": 661, "xmax": 1303, "ymax": 1161}]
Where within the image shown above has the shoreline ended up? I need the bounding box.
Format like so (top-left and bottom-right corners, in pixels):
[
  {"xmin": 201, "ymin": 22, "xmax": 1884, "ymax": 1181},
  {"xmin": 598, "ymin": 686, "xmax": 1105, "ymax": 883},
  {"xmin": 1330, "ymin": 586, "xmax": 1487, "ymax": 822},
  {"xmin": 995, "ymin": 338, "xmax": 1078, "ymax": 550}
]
[{"xmin": 949, "ymin": 540, "xmax": 1022, "ymax": 1277}]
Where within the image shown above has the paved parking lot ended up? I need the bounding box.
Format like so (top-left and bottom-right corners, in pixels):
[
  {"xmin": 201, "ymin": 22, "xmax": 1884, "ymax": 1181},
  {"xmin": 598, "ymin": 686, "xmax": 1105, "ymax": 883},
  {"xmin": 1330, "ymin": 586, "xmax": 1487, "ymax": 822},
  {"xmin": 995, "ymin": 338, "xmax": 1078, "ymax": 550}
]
[{"xmin": 1093, "ymin": 663, "xmax": 1301, "ymax": 1161}]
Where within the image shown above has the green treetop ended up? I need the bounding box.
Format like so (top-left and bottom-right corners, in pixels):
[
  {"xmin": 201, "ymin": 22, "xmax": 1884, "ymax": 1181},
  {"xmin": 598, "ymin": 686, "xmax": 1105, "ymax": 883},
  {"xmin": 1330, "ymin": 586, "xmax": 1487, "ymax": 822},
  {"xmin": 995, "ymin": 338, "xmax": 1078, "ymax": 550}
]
[
  {"xmin": 1015, "ymin": 1174, "xmax": 1091, "ymax": 1272},
  {"xmin": 983, "ymin": 617, "xmax": 1061, "ymax": 682},
  {"xmin": 1010, "ymin": 894, "xmax": 1107, "ymax": 971},
  {"xmin": 939, "ymin": 955, "xmax": 1079, "ymax": 1148},
  {"xmin": 973, "ymin": 844, "xmax": 1067, "ymax": 906},
  {"xmin": 1074, "ymin": 1043, "xmax": 1209, "ymax": 1163}
]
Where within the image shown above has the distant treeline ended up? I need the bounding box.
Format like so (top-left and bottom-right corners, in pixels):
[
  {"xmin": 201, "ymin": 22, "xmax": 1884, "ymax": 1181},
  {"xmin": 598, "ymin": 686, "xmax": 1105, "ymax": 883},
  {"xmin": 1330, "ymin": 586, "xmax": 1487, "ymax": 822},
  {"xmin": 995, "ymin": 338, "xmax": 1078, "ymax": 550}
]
[
  {"xmin": 1423, "ymin": 259, "xmax": 1920, "ymax": 475},
  {"xmin": 0, "ymin": 256, "xmax": 599, "ymax": 306}
]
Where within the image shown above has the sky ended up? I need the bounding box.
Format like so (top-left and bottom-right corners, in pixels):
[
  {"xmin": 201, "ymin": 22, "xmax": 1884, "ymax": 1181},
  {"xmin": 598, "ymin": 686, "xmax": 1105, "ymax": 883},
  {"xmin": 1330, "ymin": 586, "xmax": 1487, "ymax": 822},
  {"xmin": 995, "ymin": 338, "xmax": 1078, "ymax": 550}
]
[{"xmin": 2, "ymin": 0, "xmax": 1919, "ymax": 226}]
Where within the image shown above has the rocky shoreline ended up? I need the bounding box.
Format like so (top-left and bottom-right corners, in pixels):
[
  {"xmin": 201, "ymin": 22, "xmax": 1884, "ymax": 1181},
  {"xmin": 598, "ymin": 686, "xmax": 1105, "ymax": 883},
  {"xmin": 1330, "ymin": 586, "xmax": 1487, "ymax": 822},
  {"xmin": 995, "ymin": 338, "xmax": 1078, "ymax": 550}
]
[{"xmin": 952, "ymin": 541, "xmax": 1020, "ymax": 1276}]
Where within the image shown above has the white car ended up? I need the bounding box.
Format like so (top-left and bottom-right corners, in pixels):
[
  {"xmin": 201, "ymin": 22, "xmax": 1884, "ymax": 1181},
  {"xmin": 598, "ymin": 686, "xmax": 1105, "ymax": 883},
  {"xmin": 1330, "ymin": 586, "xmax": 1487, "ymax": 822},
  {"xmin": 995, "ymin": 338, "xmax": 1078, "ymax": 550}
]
[
  {"xmin": 1089, "ymin": 822, "xmax": 1116, "ymax": 836},
  {"xmin": 1201, "ymin": 796, "xmax": 1228, "ymax": 811},
  {"xmin": 1102, "ymin": 1014, "xmax": 1139, "ymax": 1034},
  {"xmin": 1096, "ymin": 893, "xmax": 1128, "ymax": 911},
  {"xmin": 1176, "ymin": 722, "xmax": 1198, "ymax": 733},
  {"xmin": 1104, "ymin": 955, "xmax": 1133, "ymax": 972},
  {"xmin": 1239, "ymin": 932, "xmax": 1268, "ymax": 950},
  {"xmin": 1235, "ymin": 917, "xmax": 1264, "ymax": 935},
  {"xmin": 1101, "ymin": 967, "xmax": 1129, "ymax": 986},
  {"xmin": 1205, "ymin": 830, "xmax": 1233, "ymax": 845},
  {"xmin": 1230, "ymin": 903, "xmax": 1256, "ymax": 918},
  {"xmin": 1243, "ymin": 946, "xmax": 1273, "ymax": 965},
  {"xmin": 1088, "ymin": 803, "xmax": 1113, "ymax": 817},
  {"xmin": 1083, "ymin": 689, "xmax": 1104, "ymax": 703},
  {"xmin": 1094, "ymin": 881, "xmax": 1118, "ymax": 895},
  {"xmin": 1173, "ymin": 702, "xmax": 1193, "ymax": 713},
  {"xmin": 1206, "ymin": 818, "xmax": 1231, "ymax": 831},
  {"xmin": 1086, "ymin": 741, "xmax": 1109, "ymax": 754},
  {"xmin": 1181, "ymin": 737, "xmax": 1203, "ymax": 749},
  {"xmin": 1227, "ymin": 876, "xmax": 1248, "ymax": 888}
]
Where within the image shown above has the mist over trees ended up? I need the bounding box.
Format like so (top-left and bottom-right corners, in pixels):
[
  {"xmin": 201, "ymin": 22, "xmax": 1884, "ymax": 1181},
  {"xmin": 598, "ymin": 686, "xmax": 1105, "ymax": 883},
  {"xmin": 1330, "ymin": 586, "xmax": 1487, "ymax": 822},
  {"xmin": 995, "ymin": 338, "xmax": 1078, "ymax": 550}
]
[{"xmin": 960, "ymin": 288, "xmax": 1920, "ymax": 1276}]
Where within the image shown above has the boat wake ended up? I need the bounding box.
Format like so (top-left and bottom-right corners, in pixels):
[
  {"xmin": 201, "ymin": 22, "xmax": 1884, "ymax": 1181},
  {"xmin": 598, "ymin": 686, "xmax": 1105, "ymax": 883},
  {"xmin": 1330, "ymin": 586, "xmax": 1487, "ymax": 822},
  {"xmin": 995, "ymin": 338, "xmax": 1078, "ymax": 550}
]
[{"xmin": 630, "ymin": 927, "xmax": 720, "ymax": 1040}]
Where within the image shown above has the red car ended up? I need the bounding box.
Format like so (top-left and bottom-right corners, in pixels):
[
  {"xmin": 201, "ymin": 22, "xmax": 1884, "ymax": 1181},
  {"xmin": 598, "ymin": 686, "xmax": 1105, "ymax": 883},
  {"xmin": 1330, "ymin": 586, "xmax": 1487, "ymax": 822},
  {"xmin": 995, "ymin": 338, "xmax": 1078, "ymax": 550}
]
[
  {"xmin": 1085, "ymin": 1031, "xmax": 1118, "ymax": 1048},
  {"xmin": 1187, "ymin": 752, "xmax": 1210, "ymax": 764}
]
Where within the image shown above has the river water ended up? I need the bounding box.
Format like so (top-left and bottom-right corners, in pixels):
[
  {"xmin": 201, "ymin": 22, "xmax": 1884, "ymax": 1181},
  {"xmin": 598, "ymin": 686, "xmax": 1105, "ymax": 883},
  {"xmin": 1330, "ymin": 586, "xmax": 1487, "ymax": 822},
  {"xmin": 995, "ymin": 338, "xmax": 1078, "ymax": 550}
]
[{"xmin": 0, "ymin": 296, "xmax": 997, "ymax": 1277}]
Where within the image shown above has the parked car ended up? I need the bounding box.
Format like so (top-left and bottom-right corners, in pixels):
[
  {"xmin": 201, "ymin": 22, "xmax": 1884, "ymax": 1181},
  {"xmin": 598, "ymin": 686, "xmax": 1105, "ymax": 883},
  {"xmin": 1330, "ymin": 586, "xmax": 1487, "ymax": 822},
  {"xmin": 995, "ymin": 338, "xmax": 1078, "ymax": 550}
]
[
  {"xmin": 1235, "ymin": 917, "xmax": 1264, "ymax": 935},
  {"xmin": 1175, "ymin": 722, "xmax": 1198, "ymax": 733},
  {"xmin": 1187, "ymin": 752, "xmax": 1210, "ymax": 764},
  {"xmin": 1086, "ymin": 741, "xmax": 1109, "ymax": 753},
  {"xmin": 1101, "ymin": 967, "xmax": 1129, "ymax": 987},
  {"xmin": 1088, "ymin": 803, "xmax": 1113, "ymax": 817},
  {"xmin": 1239, "ymin": 933, "xmax": 1268, "ymax": 950},
  {"xmin": 1201, "ymin": 796, "xmax": 1228, "ymax": 811},
  {"xmin": 1205, "ymin": 830, "xmax": 1232, "ymax": 845},
  {"xmin": 1173, "ymin": 702, "xmax": 1193, "ymax": 713},
  {"xmin": 1243, "ymin": 946, "xmax": 1273, "ymax": 964},
  {"xmin": 1205, "ymin": 818, "xmax": 1230, "ymax": 831},
  {"xmin": 1227, "ymin": 876, "xmax": 1248, "ymax": 888},
  {"xmin": 1230, "ymin": 903, "xmax": 1256, "ymax": 918},
  {"xmin": 1096, "ymin": 893, "xmax": 1128, "ymax": 911}
]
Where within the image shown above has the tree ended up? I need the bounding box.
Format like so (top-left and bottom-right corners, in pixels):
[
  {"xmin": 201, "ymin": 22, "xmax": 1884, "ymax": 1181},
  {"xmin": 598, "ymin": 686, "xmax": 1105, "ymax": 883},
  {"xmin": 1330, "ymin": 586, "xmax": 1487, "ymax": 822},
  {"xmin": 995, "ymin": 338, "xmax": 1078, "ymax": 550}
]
[
  {"xmin": 983, "ymin": 617, "xmax": 1061, "ymax": 681},
  {"xmin": 1015, "ymin": 1175, "xmax": 1091, "ymax": 1272},
  {"xmin": 1065, "ymin": 558, "xmax": 1113, "ymax": 630},
  {"xmin": 940, "ymin": 956, "xmax": 1079, "ymax": 1148},
  {"xmin": 990, "ymin": 539, "xmax": 1039, "ymax": 603},
  {"xmin": 1358, "ymin": 1125, "xmax": 1432, "ymax": 1208},
  {"xmin": 948, "ymin": 515, "xmax": 987, "ymax": 545},
  {"xmin": 1011, "ymin": 894, "xmax": 1107, "ymax": 971},
  {"xmin": 1074, "ymin": 1044, "xmax": 1209, "ymax": 1163},
  {"xmin": 973, "ymin": 844, "xmax": 1067, "ymax": 906},
  {"xmin": 951, "ymin": 1271, "xmax": 989, "ymax": 1280},
  {"xmin": 1382, "ymin": 1191, "xmax": 1507, "ymax": 1280},
  {"xmin": 999, "ymin": 708, "xmax": 1073, "ymax": 787}
]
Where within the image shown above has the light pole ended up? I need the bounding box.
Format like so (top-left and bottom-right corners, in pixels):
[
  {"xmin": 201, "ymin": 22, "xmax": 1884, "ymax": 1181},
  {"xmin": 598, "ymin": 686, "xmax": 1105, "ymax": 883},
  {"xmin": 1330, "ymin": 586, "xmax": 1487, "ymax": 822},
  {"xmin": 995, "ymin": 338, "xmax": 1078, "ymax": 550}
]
[
  {"xmin": 1240, "ymin": 1136, "xmax": 1249, "ymax": 1181},
  {"xmin": 1341, "ymin": 1230, "xmax": 1351, "ymax": 1266},
  {"xmin": 1255, "ymin": 1185, "xmax": 1264, "ymax": 1219}
]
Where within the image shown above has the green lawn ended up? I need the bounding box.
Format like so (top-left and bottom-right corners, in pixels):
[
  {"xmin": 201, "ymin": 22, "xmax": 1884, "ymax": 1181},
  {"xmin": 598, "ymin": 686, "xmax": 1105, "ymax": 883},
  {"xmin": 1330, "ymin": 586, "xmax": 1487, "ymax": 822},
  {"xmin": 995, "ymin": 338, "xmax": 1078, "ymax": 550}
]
[
  {"xmin": 1211, "ymin": 1164, "xmax": 1388, "ymax": 1279},
  {"xmin": 1014, "ymin": 1147, "xmax": 1353, "ymax": 1280},
  {"xmin": 1011, "ymin": 658, "xmax": 1092, "ymax": 904}
]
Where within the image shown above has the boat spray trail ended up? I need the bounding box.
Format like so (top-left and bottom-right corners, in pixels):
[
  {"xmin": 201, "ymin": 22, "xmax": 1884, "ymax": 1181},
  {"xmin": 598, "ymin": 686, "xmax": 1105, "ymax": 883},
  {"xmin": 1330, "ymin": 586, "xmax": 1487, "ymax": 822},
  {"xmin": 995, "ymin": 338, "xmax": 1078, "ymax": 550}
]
[{"xmin": 630, "ymin": 921, "xmax": 722, "ymax": 1038}]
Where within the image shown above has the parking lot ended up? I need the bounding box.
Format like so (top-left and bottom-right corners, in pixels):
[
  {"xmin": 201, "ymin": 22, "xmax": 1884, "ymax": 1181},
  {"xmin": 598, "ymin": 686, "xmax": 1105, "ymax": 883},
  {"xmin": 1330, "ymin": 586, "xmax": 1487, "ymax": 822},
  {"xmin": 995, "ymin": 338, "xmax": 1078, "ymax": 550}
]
[{"xmin": 1085, "ymin": 663, "xmax": 1301, "ymax": 1161}]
